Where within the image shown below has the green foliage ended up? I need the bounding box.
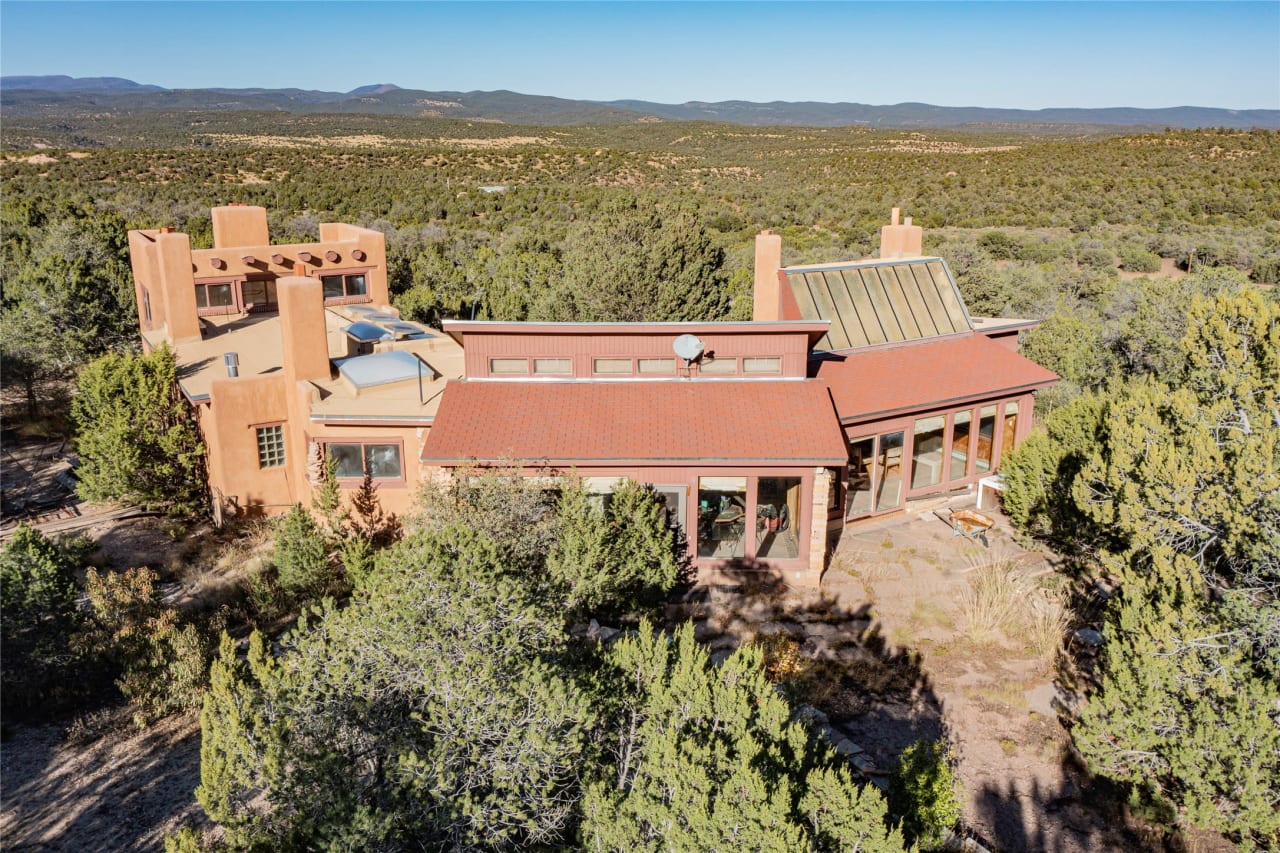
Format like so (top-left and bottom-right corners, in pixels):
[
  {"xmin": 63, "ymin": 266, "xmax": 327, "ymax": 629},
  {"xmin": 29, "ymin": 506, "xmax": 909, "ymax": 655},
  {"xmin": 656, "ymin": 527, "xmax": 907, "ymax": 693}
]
[
  {"xmin": 84, "ymin": 567, "xmax": 221, "ymax": 726},
  {"xmin": 547, "ymin": 478, "xmax": 679, "ymax": 618},
  {"xmin": 271, "ymin": 504, "xmax": 338, "ymax": 600},
  {"xmin": 1066, "ymin": 291, "xmax": 1280, "ymax": 845},
  {"xmin": 197, "ymin": 525, "xmax": 593, "ymax": 850},
  {"xmin": 540, "ymin": 199, "xmax": 733, "ymax": 322},
  {"xmin": 72, "ymin": 345, "xmax": 207, "ymax": 515},
  {"xmin": 888, "ymin": 739, "xmax": 962, "ymax": 850},
  {"xmin": 1119, "ymin": 244, "xmax": 1162, "ymax": 273},
  {"xmin": 1000, "ymin": 394, "xmax": 1109, "ymax": 551},
  {"xmin": 0, "ymin": 525, "xmax": 87, "ymax": 714},
  {"xmin": 580, "ymin": 621, "xmax": 905, "ymax": 852}
]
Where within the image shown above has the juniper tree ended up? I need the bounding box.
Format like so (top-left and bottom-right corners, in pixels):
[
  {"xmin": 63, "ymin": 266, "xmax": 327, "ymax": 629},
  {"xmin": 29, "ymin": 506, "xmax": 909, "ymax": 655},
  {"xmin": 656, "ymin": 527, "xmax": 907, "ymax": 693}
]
[
  {"xmin": 196, "ymin": 525, "xmax": 594, "ymax": 850},
  {"xmin": 580, "ymin": 621, "xmax": 906, "ymax": 852},
  {"xmin": 1069, "ymin": 291, "xmax": 1280, "ymax": 846},
  {"xmin": 72, "ymin": 345, "xmax": 206, "ymax": 516}
]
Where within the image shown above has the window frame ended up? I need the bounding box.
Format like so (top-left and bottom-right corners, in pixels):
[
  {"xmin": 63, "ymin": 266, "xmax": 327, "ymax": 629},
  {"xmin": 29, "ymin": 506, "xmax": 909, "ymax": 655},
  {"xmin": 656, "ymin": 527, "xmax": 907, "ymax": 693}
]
[
  {"xmin": 319, "ymin": 268, "xmax": 374, "ymax": 306},
  {"xmin": 321, "ymin": 438, "xmax": 407, "ymax": 487},
  {"xmin": 254, "ymin": 423, "xmax": 287, "ymax": 469}
]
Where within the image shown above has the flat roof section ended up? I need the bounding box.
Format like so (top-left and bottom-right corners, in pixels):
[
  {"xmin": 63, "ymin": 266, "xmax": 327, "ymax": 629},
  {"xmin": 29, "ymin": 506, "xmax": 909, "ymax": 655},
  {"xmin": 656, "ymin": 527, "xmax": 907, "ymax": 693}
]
[{"xmin": 422, "ymin": 379, "xmax": 848, "ymax": 467}]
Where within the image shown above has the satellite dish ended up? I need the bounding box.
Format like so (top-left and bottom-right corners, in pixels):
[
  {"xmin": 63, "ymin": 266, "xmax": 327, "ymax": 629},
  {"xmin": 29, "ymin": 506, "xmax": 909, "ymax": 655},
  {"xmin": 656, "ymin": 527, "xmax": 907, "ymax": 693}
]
[{"xmin": 673, "ymin": 334, "xmax": 705, "ymax": 365}]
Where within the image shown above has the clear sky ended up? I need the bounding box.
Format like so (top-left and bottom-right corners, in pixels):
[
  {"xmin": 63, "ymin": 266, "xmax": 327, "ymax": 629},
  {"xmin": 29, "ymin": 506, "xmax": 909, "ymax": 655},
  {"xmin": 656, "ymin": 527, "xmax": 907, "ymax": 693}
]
[{"xmin": 2, "ymin": 1, "xmax": 1277, "ymax": 110}]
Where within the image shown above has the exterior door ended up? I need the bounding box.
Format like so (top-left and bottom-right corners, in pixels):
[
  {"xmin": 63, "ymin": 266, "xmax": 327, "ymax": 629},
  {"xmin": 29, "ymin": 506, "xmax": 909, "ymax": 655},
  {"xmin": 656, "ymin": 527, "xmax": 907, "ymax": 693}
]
[{"xmin": 846, "ymin": 430, "xmax": 907, "ymax": 520}]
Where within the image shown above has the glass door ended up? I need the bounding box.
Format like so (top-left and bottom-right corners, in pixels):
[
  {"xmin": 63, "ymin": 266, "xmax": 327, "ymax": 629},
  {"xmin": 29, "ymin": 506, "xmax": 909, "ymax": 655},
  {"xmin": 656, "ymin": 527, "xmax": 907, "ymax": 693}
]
[{"xmin": 847, "ymin": 431, "xmax": 907, "ymax": 520}]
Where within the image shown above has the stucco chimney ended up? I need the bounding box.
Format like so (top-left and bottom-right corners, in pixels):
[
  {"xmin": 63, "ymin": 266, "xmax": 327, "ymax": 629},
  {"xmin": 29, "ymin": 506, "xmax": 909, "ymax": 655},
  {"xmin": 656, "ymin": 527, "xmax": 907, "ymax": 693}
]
[
  {"xmin": 879, "ymin": 208, "xmax": 923, "ymax": 259},
  {"xmin": 753, "ymin": 230, "xmax": 783, "ymax": 321},
  {"xmin": 277, "ymin": 275, "xmax": 330, "ymax": 385},
  {"xmin": 211, "ymin": 205, "xmax": 269, "ymax": 249}
]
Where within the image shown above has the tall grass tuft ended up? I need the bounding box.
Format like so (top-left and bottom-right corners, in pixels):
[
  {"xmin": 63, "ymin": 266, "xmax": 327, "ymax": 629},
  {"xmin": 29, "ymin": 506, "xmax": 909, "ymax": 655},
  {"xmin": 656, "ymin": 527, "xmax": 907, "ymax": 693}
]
[{"xmin": 959, "ymin": 551, "xmax": 1068, "ymax": 667}]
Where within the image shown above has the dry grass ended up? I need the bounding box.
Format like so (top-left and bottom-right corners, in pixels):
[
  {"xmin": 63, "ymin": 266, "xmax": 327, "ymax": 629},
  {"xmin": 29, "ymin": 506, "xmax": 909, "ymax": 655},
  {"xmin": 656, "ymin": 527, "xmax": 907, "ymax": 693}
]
[{"xmin": 959, "ymin": 550, "xmax": 1068, "ymax": 667}]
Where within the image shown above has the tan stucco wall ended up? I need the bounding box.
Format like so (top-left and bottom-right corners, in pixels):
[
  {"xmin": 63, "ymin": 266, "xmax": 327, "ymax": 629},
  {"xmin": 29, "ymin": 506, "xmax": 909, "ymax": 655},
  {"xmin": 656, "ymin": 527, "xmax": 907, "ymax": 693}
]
[
  {"xmin": 211, "ymin": 205, "xmax": 269, "ymax": 250},
  {"xmin": 203, "ymin": 374, "xmax": 292, "ymax": 514}
]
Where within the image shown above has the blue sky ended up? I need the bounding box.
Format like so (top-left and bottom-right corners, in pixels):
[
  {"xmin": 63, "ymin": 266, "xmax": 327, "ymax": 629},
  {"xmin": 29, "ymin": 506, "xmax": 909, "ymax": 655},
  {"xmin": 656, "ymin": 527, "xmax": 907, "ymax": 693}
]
[{"xmin": 2, "ymin": 2, "xmax": 1277, "ymax": 109}]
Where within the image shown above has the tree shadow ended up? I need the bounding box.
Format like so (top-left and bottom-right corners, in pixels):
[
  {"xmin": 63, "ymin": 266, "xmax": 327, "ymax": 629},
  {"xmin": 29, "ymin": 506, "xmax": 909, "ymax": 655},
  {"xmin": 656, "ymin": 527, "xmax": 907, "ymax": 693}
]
[
  {"xmin": 1, "ymin": 712, "xmax": 206, "ymax": 851},
  {"xmin": 667, "ymin": 561, "xmax": 946, "ymax": 784}
]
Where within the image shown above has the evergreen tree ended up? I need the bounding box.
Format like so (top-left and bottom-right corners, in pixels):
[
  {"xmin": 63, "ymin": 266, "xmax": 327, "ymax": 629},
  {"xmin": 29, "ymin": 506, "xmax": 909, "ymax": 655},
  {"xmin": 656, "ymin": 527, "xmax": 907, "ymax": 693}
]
[
  {"xmin": 548, "ymin": 478, "xmax": 679, "ymax": 618},
  {"xmin": 1069, "ymin": 291, "xmax": 1280, "ymax": 846},
  {"xmin": 580, "ymin": 621, "xmax": 906, "ymax": 852},
  {"xmin": 72, "ymin": 345, "xmax": 207, "ymax": 516}
]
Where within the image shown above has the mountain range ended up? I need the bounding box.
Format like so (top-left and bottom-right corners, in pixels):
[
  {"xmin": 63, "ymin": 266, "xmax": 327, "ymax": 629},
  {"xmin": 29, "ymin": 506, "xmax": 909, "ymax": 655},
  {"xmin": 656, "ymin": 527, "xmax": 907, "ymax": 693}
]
[{"xmin": 3, "ymin": 75, "xmax": 1277, "ymax": 129}]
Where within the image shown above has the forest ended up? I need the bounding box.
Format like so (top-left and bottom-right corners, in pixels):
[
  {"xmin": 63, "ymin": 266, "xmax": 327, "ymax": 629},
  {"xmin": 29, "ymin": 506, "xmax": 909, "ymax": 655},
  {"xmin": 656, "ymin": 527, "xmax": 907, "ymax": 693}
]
[{"xmin": 1, "ymin": 113, "xmax": 1277, "ymax": 851}]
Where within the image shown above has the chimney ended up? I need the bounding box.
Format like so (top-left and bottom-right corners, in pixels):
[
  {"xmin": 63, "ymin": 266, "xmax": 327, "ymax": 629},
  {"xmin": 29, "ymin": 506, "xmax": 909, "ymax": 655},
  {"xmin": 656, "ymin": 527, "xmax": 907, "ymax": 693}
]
[
  {"xmin": 753, "ymin": 230, "xmax": 783, "ymax": 321},
  {"xmin": 879, "ymin": 208, "xmax": 923, "ymax": 259},
  {"xmin": 211, "ymin": 204, "xmax": 269, "ymax": 249},
  {"xmin": 223, "ymin": 352, "xmax": 239, "ymax": 378},
  {"xmin": 276, "ymin": 275, "xmax": 331, "ymax": 386}
]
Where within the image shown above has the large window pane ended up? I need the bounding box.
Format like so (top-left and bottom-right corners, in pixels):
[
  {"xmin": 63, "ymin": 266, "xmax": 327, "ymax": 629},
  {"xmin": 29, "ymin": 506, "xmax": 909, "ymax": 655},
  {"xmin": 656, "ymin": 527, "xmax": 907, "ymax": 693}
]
[
  {"xmin": 328, "ymin": 444, "xmax": 363, "ymax": 478},
  {"xmin": 638, "ymin": 357, "xmax": 675, "ymax": 375},
  {"xmin": 533, "ymin": 358, "xmax": 571, "ymax": 375},
  {"xmin": 490, "ymin": 358, "xmax": 528, "ymax": 375},
  {"xmin": 950, "ymin": 411, "xmax": 971, "ymax": 481},
  {"xmin": 975, "ymin": 406, "xmax": 997, "ymax": 473},
  {"xmin": 757, "ymin": 477, "xmax": 800, "ymax": 559},
  {"xmin": 208, "ymin": 284, "xmax": 234, "ymax": 307},
  {"xmin": 700, "ymin": 357, "xmax": 736, "ymax": 375},
  {"xmin": 364, "ymin": 444, "xmax": 401, "ymax": 479},
  {"xmin": 195, "ymin": 285, "xmax": 208, "ymax": 309},
  {"xmin": 911, "ymin": 416, "xmax": 946, "ymax": 490},
  {"xmin": 321, "ymin": 275, "xmax": 344, "ymax": 299},
  {"xmin": 344, "ymin": 274, "xmax": 367, "ymax": 297},
  {"xmin": 697, "ymin": 476, "xmax": 746, "ymax": 559},
  {"xmin": 1002, "ymin": 401, "xmax": 1020, "ymax": 461},
  {"xmin": 847, "ymin": 437, "xmax": 875, "ymax": 518},
  {"xmin": 875, "ymin": 431, "xmax": 904, "ymax": 511}
]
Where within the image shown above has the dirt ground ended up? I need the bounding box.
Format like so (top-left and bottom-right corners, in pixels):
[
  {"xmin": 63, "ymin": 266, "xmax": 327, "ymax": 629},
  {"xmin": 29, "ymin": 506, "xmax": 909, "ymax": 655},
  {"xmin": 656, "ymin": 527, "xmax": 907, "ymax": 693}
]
[{"xmin": 1, "ymin": 712, "xmax": 205, "ymax": 852}]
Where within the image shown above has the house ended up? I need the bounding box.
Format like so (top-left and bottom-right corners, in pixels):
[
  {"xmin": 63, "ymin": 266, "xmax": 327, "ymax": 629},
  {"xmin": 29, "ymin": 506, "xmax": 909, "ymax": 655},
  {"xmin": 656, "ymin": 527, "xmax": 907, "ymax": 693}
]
[
  {"xmin": 127, "ymin": 205, "xmax": 464, "ymax": 523},
  {"xmin": 420, "ymin": 319, "xmax": 849, "ymax": 585},
  {"xmin": 753, "ymin": 210, "xmax": 1058, "ymax": 522},
  {"xmin": 128, "ymin": 205, "xmax": 1056, "ymax": 584}
]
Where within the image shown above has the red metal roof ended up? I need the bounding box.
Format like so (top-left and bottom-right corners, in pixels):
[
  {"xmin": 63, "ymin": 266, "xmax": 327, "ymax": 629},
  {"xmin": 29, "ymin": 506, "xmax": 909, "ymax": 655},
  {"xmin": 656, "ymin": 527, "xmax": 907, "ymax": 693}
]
[
  {"xmin": 422, "ymin": 379, "xmax": 848, "ymax": 466},
  {"xmin": 814, "ymin": 334, "xmax": 1058, "ymax": 423}
]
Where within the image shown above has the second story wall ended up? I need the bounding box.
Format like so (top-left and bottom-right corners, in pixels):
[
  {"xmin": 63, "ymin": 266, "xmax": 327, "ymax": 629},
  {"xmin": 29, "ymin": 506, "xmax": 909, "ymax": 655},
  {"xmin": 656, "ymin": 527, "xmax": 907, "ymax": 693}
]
[{"xmin": 446, "ymin": 322, "xmax": 829, "ymax": 380}]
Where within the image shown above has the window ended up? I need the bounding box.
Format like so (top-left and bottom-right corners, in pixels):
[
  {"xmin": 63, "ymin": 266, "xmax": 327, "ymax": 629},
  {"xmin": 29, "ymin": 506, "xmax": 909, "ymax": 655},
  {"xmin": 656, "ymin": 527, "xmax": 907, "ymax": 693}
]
[
  {"xmin": 743, "ymin": 357, "xmax": 781, "ymax": 374},
  {"xmin": 593, "ymin": 358, "xmax": 631, "ymax": 375},
  {"xmin": 697, "ymin": 476, "xmax": 747, "ymax": 559},
  {"xmin": 700, "ymin": 357, "xmax": 737, "ymax": 375},
  {"xmin": 195, "ymin": 283, "xmax": 234, "ymax": 312},
  {"xmin": 327, "ymin": 442, "xmax": 402, "ymax": 481},
  {"xmin": 950, "ymin": 411, "xmax": 971, "ymax": 480},
  {"xmin": 638, "ymin": 357, "xmax": 675, "ymax": 375},
  {"xmin": 321, "ymin": 273, "xmax": 369, "ymax": 301},
  {"xmin": 975, "ymin": 406, "xmax": 997, "ymax": 473},
  {"xmin": 256, "ymin": 425, "xmax": 285, "ymax": 468},
  {"xmin": 241, "ymin": 279, "xmax": 278, "ymax": 312},
  {"xmin": 490, "ymin": 358, "xmax": 529, "ymax": 375},
  {"xmin": 910, "ymin": 415, "xmax": 946, "ymax": 490},
  {"xmin": 533, "ymin": 358, "xmax": 571, "ymax": 375},
  {"xmin": 1002, "ymin": 401, "xmax": 1020, "ymax": 459},
  {"xmin": 757, "ymin": 477, "xmax": 800, "ymax": 559}
]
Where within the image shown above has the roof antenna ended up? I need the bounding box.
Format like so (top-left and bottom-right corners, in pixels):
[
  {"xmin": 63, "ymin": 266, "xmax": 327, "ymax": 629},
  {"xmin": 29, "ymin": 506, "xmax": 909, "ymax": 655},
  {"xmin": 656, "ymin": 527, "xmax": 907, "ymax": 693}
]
[{"xmin": 673, "ymin": 334, "xmax": 705, "ymax": 377}]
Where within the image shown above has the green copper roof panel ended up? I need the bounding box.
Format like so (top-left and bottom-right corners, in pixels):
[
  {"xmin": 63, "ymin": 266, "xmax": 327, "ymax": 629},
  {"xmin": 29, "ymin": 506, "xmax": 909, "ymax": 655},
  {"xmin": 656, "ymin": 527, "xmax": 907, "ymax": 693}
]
[{"xmin": 783, "ymin": 258, "xmax": 972, "ymax": 351}]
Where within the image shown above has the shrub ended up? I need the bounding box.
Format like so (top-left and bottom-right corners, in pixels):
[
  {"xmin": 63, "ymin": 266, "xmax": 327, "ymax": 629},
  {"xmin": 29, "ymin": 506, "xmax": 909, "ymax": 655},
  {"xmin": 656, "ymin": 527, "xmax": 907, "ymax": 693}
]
[
  {"xmin": 0, "ymin": 525, "xmax": 91, "ymax": 714},
  {"xmin": 272, "ymin": 503, "xmax": 339, "ymax": 600},
  {"xmin": 888, "ymin": 739, "xmax": 962, "ymax": 850},
  {"xmin": 1119, "ymin": 245, "xmax": 1162, "ymax": 273},
  {"xmin": 84, "ymin": 567, "xmax": 222, "ymax": 725}
]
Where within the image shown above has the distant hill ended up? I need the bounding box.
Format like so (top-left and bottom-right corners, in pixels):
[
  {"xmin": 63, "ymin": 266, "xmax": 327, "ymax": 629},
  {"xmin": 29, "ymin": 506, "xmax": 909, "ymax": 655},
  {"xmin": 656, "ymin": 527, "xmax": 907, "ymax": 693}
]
[{"xmin": 2, "ymin": 76, "xmax": 1276, "ymax": 129}]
